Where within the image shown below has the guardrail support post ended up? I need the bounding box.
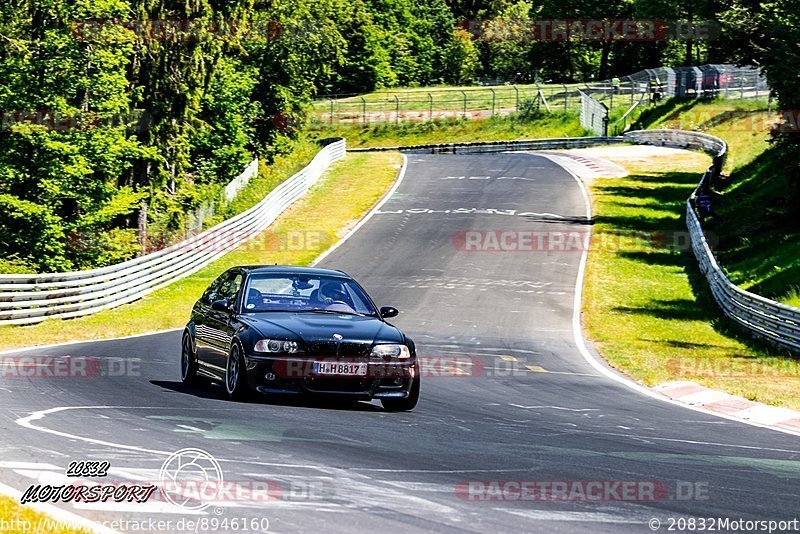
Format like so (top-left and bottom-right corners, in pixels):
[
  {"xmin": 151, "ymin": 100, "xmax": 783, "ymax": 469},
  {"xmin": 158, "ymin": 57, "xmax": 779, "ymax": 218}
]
[{"xmin": 138, "ymin": 202, "xmax": 147, "ymax": 256}]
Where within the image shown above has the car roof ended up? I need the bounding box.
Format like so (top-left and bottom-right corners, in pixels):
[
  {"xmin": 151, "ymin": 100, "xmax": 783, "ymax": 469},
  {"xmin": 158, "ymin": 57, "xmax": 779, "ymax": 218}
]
[{"xmin": 237, "ymin": 265, "xmax": 351, "ymax": 278}]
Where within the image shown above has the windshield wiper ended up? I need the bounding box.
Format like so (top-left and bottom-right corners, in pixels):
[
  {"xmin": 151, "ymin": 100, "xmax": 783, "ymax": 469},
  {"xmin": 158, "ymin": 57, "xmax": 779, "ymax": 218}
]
[{"xmin": 303, "ymin": 309, "xmax": 371, "ymax": 317}]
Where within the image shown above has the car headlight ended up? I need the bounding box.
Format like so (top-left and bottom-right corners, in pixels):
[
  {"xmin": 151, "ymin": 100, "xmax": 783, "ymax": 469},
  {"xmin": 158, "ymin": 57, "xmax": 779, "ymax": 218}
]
[
  {"xmin": 254, "ymin": 339, "xmax": 299, "ymax": 354},
  {"xmin": 370, "ymin": 344, "xmax": 410, "ymax": 359}
]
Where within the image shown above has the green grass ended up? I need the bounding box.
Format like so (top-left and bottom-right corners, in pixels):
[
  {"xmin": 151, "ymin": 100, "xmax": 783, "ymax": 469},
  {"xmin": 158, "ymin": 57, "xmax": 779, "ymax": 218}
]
[
  {"xmin": 308, "ymin": 113, "xmax": 589, "ymax": 148},
  {"xmin": 632, "ymin": 98, "xmax": 799, "ymax": 306},
  {"xmin": 311, "ymin": 81, "xmax": 644, "ymax": 120},
  {"xmin": 584, "ymin": 151, "xmax": 800, "ymax": 409},
  {"xmin": 0, "ymin": 152, "xmax": 402, "ymax": 351},
  {"xmin": 785, "ymin": 288, "xmax": 800, "ymax": 308},
  {"xmin": 0, "ymin": 496, "xmax": 89, "ymax": 533},
  {"xmin": 631, "ymin": 98, "xmax": 772, "ymax": 172},
  {"xmin": 311, "ymin": 82, "xmax": 586, "ymax": 114},
  {"xmin": 584, "ymin": 98, "xmax": 800, "ymax": 408}
]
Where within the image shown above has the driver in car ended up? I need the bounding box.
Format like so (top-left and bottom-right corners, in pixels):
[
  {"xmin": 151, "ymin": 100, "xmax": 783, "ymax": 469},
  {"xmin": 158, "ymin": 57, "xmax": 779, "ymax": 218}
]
[{"xmin": 316, "ymin": 281, "xmax": 356, "ymax": 313}]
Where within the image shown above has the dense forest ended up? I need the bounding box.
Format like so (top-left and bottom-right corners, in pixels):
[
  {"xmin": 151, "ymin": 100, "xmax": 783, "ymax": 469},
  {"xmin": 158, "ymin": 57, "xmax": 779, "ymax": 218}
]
[{"xmin": 0, "ymin": 0, "xmax": 794, "ymax": 273}]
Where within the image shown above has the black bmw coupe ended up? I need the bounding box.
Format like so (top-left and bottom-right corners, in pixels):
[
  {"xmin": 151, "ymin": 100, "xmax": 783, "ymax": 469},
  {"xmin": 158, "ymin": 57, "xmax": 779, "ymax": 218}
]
[{"xmin": 181, "ymin": 266, "xmax": 419, "ymax": 411}]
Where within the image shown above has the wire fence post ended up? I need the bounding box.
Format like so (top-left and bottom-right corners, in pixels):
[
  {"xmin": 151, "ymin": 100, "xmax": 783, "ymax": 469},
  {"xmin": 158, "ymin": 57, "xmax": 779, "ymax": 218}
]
[
  {"xmin": 535, "ymin": 83, "xmax": 541, "ymax": 109},
  {"xmin": 395, "ymin": 95, "xmax": 400, "ymax": 126},
  {"xmin": 562, "ymin": 84, "xmax": 568, "ymax": 112},
  {"xmin": 361, "ymin": 96, "xmax": 367, "ymax": 125},
  {"xmin": 740, "ymin": 74, "xmax": 745, "ymax": 99},
  {"xmin": 462, "ymin": 91, "xmax": 467, "ymax": 118},
  {"xmin": 329, "ymin": 98, "xmax": 334, "ymax": 125},
  {"xmin": 626, "ymin": 76, "xmax": 634, "ymax": 107},
  {"xmin": 514, "ymin": 85, "xmax": 520, "ymax": 112},
  {"xmin": 490, "ymin": 88, "xmax": 496, "ymax": 116},
  {"xmin": 429, "ymin": 93, "xmax": 433, "ymax": 122}
]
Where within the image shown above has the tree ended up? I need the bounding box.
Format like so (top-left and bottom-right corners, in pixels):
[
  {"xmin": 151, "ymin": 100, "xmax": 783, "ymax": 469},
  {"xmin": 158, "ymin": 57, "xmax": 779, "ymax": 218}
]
[{"xmin": 444, "ymin": 28, "xmax": 479, "ymax": 84}]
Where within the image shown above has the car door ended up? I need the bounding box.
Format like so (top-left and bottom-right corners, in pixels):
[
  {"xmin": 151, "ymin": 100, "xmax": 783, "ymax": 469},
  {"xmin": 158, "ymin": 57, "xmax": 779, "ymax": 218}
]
[
  {"xmin": 204, "ymin": 270, "xmax": 244, "ymax": 374},
  {"xmin": 194, "ymin": 273, "xmax": 227, "ymax": 373}
]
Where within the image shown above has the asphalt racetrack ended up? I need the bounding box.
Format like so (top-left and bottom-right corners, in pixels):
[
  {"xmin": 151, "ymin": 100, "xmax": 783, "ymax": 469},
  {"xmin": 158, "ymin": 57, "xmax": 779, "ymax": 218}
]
[{"xmin": 1, "ymin": 153, "xmax": 798, "ymax": 533}]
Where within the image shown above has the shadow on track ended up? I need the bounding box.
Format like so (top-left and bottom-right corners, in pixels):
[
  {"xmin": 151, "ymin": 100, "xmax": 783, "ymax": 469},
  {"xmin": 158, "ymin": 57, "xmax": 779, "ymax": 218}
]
[{"xmin": 150, "ymin": 380, "xmax": 384, "ymax": 412}]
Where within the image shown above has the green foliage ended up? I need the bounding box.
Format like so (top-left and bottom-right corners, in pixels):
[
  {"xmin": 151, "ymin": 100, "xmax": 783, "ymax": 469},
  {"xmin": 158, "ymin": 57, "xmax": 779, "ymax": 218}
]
[
  {"xmin": 718, "ymin": 0, "xmax": 800, "ymax": 205},
  {"xmin": 516, "ymin": 97, "xmax": 547, "ymax": 121},
  {"xmin": 443, "ymin": 28, "xmax": 479, "ymax": 84},
  {"xmin": 0, "ymin": 0, "xmax": 771, "ymax": 273},
  {"xmin": 0, "ymin": 193, "xmax": 69, "ymax": 271}
]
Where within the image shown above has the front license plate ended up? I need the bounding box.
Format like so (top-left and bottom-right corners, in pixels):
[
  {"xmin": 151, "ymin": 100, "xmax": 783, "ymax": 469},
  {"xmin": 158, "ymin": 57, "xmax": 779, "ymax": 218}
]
[{"xmin": 313, "ymin": 361, "xmax": 368, "ymax": 376}]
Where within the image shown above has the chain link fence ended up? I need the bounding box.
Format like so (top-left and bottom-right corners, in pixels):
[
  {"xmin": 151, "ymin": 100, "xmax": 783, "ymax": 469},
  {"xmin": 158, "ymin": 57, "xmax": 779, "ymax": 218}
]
[{"xmin": 312, "ymin": 65, "xmax": 770, "ymax": 127}]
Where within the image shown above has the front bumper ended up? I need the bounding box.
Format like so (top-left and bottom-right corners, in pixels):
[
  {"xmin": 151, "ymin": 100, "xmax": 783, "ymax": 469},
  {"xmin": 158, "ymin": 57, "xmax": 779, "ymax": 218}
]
[{"xmin": 244, "ymin": 355, "xmax": 416, "ymax": 399}]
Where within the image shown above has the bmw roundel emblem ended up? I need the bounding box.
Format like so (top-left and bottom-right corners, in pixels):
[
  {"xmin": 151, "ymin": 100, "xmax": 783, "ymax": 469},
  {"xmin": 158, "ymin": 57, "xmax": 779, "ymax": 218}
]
[{"xmin": 333, "ymin": 334, "xmax": 343, "ymax": 340}]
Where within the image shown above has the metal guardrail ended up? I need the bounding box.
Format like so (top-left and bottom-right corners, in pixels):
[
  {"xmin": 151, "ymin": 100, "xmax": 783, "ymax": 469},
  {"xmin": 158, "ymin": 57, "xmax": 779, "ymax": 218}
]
[
  {"xmin": 579, "ymin": 90, "xmax": 609, "ymax": 136},
  {"xmin": 349, "ymin": 136, "xmax": 625, "ymax": 154},
  {"xmin": 621, "ymin": 130, "xmax": 800, "ymax": 354},
  {"xmin": 224, "ymin": 158, "xmax": 260, "ymax": 201},
  {"xmin": 0, "ymin": 139, "xmax": 347, "ymax": 325}
]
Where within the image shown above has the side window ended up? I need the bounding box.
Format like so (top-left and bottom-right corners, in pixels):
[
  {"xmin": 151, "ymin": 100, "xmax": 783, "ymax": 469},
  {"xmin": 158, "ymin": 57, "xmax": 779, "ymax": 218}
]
[
  {"xmin": 217, "ymin": 272, "xmax": 244, "ymax": 302},
  {"xmin": 201, "ymin": 274, "xmax": 226, "ymax": 305}
]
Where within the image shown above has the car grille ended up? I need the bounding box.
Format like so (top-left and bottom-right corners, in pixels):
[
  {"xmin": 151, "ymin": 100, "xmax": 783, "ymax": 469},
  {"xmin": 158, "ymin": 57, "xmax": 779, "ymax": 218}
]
[
  {"xmin": 304, "ymin": 340, "xmax": 370, "ymax": 359},
  {"xmin": 304, "ymin": 377, "xmax": 373, "ymax": 394}
]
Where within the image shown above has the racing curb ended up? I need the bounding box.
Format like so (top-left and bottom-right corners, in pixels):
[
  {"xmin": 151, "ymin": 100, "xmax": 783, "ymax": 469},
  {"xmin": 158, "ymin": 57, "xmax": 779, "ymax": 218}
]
[{"xmin": 654, "ymin": 382, "xmax": 800, "ymax": 433}]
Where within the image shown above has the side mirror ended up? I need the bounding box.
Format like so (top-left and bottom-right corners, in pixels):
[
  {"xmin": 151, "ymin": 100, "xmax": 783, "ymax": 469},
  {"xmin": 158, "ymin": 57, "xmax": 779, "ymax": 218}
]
[
  {"xmin": 380, "ymin": 306, "xmax": 399, "ymax": 319},
  {"xmin": 211, "ymin": 299, "xmax": 232, "ymax": 313}
]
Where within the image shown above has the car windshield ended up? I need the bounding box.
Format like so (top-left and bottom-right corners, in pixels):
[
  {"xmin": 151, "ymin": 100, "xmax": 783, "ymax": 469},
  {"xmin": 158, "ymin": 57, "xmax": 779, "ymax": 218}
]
[{"xmin": 243, "ymin": 274, "xmax": 378, "ymax": 316}]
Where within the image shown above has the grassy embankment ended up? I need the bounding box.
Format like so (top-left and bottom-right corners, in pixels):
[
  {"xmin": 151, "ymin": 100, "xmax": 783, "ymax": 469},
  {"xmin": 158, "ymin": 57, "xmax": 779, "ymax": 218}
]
[
  {"xmin": 583, "ymin": 98, "xmax": 800, "ymax": 408},
  {"xmin": 309, "ymin": 112, "xmax": 588, "ymax": 148}
]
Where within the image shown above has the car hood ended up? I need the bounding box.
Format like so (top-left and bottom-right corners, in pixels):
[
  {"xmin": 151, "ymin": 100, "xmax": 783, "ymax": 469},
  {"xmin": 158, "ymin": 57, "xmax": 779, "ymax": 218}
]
[{"xmin": 239, "ymin": 312, "xmax": 404, "ymax": 347}]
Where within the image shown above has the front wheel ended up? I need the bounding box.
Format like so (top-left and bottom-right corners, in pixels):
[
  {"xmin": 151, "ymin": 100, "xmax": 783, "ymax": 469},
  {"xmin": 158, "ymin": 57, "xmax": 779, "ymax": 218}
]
[
  {"xmin": 181, "ymin": 332, "xmax": 198, "ymax": 385},
  {"xmin": 225, "ymin": 344, "xmax": 249, "ymax": 401},
  {"xmin": 381, "ymin": 375, "xmax": 420, "ymax": 412}
]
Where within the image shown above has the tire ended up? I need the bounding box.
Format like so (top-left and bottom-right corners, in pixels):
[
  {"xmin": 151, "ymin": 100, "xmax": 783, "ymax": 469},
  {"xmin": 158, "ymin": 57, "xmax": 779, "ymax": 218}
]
[
  {"xmin": 381, "ymin": 375, "xmax": 420, "ymax": 412},
  {"xmin": 181, "ymin": 332, "xmax": 199, "ymax": 385},
  {"xmin": 225, "ymin": 344, "xmax": 249, "ymax": 401}
]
